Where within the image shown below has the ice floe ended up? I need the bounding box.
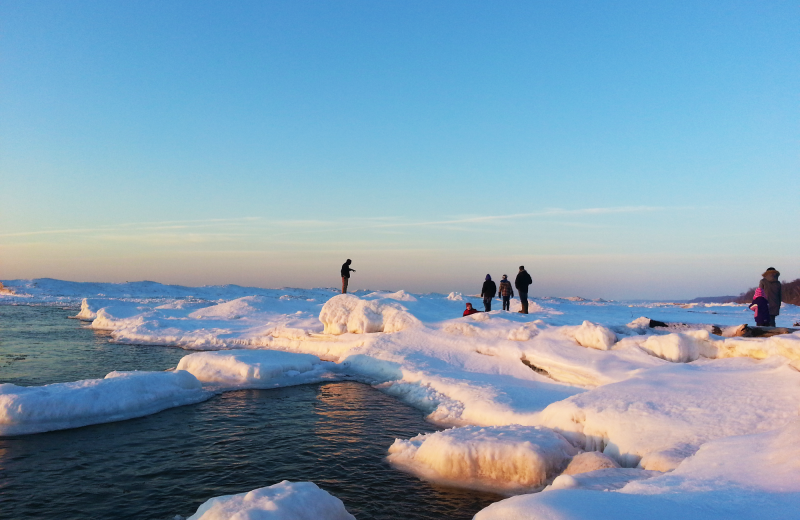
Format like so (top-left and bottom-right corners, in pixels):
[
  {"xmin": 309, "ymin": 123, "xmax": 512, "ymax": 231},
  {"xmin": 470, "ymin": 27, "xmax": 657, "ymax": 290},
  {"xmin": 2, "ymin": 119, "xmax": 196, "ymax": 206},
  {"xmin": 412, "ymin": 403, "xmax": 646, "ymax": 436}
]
[
  {"xmin": 187, "ymin": 480, "xmax": 355, "ymax": 520},
  {"xmin": 0, "ymin": 370, "xmax": 212, "ymax": 436}
]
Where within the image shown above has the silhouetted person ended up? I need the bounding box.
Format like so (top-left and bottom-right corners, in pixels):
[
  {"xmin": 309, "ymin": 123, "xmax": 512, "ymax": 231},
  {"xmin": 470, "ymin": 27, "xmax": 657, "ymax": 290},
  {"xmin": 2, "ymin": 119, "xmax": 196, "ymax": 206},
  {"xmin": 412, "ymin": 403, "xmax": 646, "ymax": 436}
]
[
  {"xmin": 341, "ymin": 259, "xmax": 355, "ymax": 294},
  {"xmin": 759, "ymin": 267, "xmax": 782, "ymax": 326},
  {"xmin": 498, "ymin": 275, "xmax": 513, "ymax": 311},
  {"xmin": 481, "ymin": 275, "xmax": 497, "ymax": 312},
  {"xmin": 515, "ymin": 265, "xmax": 532, "ymax": 314},
  {"xmin": 463, "ymin": 302, "xmax": 480, "ymax": 316}
]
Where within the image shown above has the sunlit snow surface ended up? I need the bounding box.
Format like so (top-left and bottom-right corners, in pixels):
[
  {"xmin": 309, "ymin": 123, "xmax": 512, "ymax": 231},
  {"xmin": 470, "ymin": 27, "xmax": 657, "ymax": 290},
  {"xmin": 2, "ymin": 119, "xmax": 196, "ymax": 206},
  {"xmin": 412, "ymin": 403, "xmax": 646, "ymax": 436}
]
[{"xmin": 2, "ymin": 278, "xmax": 800, "ymax": 519}]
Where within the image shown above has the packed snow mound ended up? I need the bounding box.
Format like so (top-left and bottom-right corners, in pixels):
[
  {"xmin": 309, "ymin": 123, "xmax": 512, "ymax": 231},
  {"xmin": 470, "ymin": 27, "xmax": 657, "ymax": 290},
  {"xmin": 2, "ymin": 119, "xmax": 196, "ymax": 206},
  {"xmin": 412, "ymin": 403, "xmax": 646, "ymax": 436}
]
[
  {"xmin": 365, "ymin": 290, "xmax": 417, "ymax": 302},
  {"xmin": 640, "ymin": 330, "xmax": 716, "ymax": 362},
  {"xmin": 549, "ymin": 468, "xmax": 658, "ymax": 492},
  {"xmin": 188, "ymin": 296, "xmax": 269, "ymax": 319},
  {"xmin": 90, "ymin": 302, "xmax": 152, "ymax": 330},
  {"xmin": 388, "ymin": 425, "xmax": 578, "ymax": 494},
  {"xmin": 176, "ymin": 350, "xmax": 330, "ymax": 389},
  {"xmin": 319, "ymin": 294, "xmax": 421, "ymax": 335},
  {"xmin": 716, "ymin": 331, "xmax": 800, "ymax": 364},
  {"xmin": 447, "ymin": 292, "xmax": 463, "ymax": 301},
  {"xmin": 626, "ymin": 417, "xmax": 800, "ymax": 494},
  {"xmin": 0, "ymin": 370, "xmax": 211, "ymax": 436},
  {"xmin": 187, "ymin": 480, "xmax": 355, "ymax": 520},
  {"xmin": 561, "ymin": 321, "xmax": 617, "ymax": 350},
  {"xmin": 563, "ymin": 451, "xmax": 620, "ymax": 475},
  {"xmin": 537, "ymin": 357, "xmax": 800, "ymax": 470}
]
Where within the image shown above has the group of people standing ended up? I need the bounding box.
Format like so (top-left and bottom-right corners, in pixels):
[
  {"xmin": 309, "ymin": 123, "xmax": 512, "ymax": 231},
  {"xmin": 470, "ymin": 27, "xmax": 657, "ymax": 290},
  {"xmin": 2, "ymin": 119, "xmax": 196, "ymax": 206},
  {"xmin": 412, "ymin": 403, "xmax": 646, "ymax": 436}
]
[{"xmin": 475, "ymin": 266, "xmax": 533, "ymax": 314}]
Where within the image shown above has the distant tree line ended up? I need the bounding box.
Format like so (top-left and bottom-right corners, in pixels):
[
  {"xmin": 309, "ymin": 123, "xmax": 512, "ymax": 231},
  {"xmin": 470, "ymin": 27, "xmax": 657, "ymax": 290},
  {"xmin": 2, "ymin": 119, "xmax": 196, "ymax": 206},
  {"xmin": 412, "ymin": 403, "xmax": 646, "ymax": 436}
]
[{"xmin": 736, "ymin": 278, "xmax": 800, "ymax": 306}]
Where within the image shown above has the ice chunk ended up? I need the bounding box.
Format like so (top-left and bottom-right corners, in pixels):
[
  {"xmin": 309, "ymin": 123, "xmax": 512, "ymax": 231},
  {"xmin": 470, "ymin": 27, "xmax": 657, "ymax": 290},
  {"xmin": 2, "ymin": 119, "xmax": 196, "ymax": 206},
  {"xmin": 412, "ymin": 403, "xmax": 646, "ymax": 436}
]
[
  {"xmin": 0, "ymin": 370, "xmax": 211, "ymax": 436},
  {"xmin": 563, "ymin": 451, "xmax": 620, "ymax": 475},
  {"xmin": 640, "ymin": 330, "xmax": 716, "ymax": 362},
  {"xmin": 318, "ymin": 294, "xmax": 420, "ymax": 335},
  {"xmin": 176, "ymin": 350, "xmax": 330, "ymax": 389},
  {"xmin": 562, "ymin": 321, "xmax": 617, "ymax": 350},
  {"xmin": 388, "ymin": 425, "xmax": 578, "ymax": 494},
  {"xmin": 187, "ymin": 480, "xmax": 355, "ymax": 520}
]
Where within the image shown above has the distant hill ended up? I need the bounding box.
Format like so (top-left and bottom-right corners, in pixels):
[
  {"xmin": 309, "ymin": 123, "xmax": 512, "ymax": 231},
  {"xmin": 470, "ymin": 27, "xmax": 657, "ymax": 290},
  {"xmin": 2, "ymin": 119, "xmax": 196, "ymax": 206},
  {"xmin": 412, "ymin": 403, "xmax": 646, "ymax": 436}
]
[
  {"xmin": 687, "ymin": 296, "xmax": 739, "ymax": 303},
  {"xmin": 735, "ymin": 278, "xmax": 800, "ymax": 305}
]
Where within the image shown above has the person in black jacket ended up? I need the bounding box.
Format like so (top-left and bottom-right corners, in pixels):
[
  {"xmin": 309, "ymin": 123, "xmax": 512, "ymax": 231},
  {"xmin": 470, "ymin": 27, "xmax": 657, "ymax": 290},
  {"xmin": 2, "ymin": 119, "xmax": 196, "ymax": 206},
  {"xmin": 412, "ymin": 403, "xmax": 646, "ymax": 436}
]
[
  {"xmin": 341, "ymin": 259, "xmax": 355, "ymax": 294},
  {"xmin": 498, "ymin": 275, "xmax": 514, "ymax": 311},
  {"xmin": 515, "ymin": 266, "xmax": 532, "ymax": 314},
  {"xmin": 481, "ymin": 275, "xmax": 497, "ymax": 312}
]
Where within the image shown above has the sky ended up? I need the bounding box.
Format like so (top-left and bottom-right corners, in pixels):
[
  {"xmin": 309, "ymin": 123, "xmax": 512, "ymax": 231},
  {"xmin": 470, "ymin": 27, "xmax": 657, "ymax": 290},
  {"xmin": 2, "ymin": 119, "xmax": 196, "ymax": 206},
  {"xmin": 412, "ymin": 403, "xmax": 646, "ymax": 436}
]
[{"xmin": 1, "ymin": 1, "xmax": 798, "ymax": 299}]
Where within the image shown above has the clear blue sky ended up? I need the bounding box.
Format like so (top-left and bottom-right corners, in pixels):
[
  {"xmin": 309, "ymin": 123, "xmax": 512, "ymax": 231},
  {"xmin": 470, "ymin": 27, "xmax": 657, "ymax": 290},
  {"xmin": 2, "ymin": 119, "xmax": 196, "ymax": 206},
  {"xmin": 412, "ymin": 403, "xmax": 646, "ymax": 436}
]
[{"xmin": 1, "ymin": 1, "xmax": 797, "ymax": 299}]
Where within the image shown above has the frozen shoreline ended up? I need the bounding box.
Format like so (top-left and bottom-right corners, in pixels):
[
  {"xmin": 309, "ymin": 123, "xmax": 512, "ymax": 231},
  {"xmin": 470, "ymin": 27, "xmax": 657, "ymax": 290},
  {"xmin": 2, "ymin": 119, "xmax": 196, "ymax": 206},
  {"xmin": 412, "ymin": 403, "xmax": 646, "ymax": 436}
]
[{"xmin": 2, "ymin": 278, "xmax": 799, "ymax": 519}]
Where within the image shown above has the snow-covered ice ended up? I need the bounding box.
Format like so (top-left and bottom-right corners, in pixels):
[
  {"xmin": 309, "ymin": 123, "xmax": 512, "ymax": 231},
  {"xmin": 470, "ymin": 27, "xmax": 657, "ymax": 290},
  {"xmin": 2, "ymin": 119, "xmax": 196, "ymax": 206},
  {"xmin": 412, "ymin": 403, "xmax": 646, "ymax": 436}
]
[
  {"xmin": 2, "ymin": 278, "xmax": 800, "ymax": 519},
  {"xmin": 0, "ymin": 370, "xmax": 212, "ymax": 436},
  {"xmin": 176, "ymin": 350, "xmax": 336, "ymax": 390},
  {"xmin": 187, "ymin": 481, "xmax": 355, "ymax": 520},
  {"xmin": 387, "ymin": 425, "xmax": 578, "ymax": 494}
]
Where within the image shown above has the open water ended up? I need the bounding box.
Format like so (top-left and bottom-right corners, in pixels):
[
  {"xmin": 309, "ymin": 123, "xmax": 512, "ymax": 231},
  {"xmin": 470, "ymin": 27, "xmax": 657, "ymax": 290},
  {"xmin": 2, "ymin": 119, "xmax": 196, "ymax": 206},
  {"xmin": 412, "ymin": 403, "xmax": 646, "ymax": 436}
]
[{"xmin": 0, "ymin": 305, "xmax": 502, "ymax": 519}]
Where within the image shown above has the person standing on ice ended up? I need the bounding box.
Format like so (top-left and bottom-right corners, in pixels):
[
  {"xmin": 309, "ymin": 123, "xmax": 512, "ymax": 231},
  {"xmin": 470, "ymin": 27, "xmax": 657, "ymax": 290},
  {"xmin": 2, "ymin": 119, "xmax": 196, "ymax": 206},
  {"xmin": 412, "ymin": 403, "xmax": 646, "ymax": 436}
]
[
  {"xmin": 463, "ymin": 302, "xmax": 481, "ymax": 316},
  {"xmin": 481, "ymin": 275, "xmax": 497, "ymax": 312},
  {"xmin": 758, "ymin": 267, "xmax": 782, "ymax": 326},
  {"xmin": 749, "ymin": 287, "xmax": 770, "ymax": 327},
  {"xmin": 515, "ymin": 266, "xmax": 533, "ymax": 314},
  {"xmin": 498, "ymin": 275, "xmax": 514, "ymax": 311},
  {"xmin": 341, "ymin": 259, "xmax": 356, "ymax": 294}
]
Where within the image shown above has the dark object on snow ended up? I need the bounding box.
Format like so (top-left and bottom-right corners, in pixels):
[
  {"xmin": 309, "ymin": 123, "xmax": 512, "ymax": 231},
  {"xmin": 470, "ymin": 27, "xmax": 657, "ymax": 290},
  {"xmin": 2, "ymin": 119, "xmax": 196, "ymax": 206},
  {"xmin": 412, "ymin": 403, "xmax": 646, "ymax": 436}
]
[
  {"xmin": 341, "ymin": 259, "xmax": 355, "ymax": 294},
  {"xmin": 648, "ymin": 319, "xmax": 669, "ymax": 328},
  {"xmin": 515, "ymin": 267, "xmax": 533, "ymax": 314},
  {"xmin": 732, "ymin": 324, "xmax": 798, "ymax": 338},
  {"xmin": 758, "ymin": 268, "xmax": 782, "ymax": 324}
]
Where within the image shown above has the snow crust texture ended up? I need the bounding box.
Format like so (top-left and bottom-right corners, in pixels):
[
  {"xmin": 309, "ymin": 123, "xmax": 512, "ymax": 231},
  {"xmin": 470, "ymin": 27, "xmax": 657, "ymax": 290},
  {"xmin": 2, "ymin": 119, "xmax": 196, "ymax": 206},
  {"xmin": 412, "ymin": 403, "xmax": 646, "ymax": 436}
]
[{"xmin": 187, "ymin": 481, "xmax": 355, "ymax": 520}]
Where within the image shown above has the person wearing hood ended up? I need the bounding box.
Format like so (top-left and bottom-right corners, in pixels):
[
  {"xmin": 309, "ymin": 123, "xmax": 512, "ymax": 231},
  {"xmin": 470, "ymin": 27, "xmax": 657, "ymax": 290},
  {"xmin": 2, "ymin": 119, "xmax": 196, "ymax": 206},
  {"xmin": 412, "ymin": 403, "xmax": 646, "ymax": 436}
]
[
  {"xmin": 341, "ymin": 259, "xmax": 356, "ymax": 294},
  {"xmin": 463, "ymin": 302, "xmax": 481, "ymax": 316},
  {"xmin": 481, "ymin": 275, "xmax": 497, "ymax": 312},
  {"xmin": 498, "ymin": 275, "xmax": 514, "ymax": 311},
  {"xmin": 515, "ymin": 266, "xmax": 533, "ymax": 314},
  {"xmin": 749, "ymin": 287, "xmax": 770, "ymax": 327},
  {"xmin": 758, "ymin": 267, "xmax": 782, "ymax": 326}
]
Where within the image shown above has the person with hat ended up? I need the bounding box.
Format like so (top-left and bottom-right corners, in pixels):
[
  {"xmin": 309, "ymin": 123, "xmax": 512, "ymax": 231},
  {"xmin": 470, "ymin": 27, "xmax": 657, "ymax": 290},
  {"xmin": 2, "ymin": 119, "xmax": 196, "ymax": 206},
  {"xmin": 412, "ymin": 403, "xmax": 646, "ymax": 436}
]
[
  {"xmin": 481, "ymin": 274, "xmax": 497, "ymax": 312},
  {"xmin": 498, "ymin": 275, "xmax": 514, "ymax": 311},
  {"xmin": 463, "ymin": 302, "xmax": 481, "ymax": 316},
  {"xmin": 758, "ymin": 267, "xmax": 782, "ymax": 326}
]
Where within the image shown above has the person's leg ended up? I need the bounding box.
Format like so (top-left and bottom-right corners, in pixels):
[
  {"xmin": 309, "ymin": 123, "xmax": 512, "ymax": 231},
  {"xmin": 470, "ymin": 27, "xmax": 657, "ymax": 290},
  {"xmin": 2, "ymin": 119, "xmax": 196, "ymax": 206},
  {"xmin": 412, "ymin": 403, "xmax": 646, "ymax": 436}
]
[
  {"xmin": 768, "ymin": 315, "xmax": 776, "ymax": 327},
  {"xmin": 503, "ymin": 296, "xmax": 510, "ymax": 311},
  {"xmin": 484, "ymin": 297, "xmax": 491, "ymax": 312},
  {"xmin": 342, "ymin": 277, "xmax": 348, "ymax": 294},
  {"xmin": 520, "ymin": 293, "xmax": 528, "ymax": 313}
]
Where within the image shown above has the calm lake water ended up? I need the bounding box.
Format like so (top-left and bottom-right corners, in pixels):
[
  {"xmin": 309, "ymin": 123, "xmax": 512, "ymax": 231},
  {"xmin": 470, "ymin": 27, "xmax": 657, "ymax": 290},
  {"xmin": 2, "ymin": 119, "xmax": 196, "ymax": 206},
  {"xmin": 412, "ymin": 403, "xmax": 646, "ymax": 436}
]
[{"xmin": 0, "ymin": 305, "xmax": 502, "ymax": 519}]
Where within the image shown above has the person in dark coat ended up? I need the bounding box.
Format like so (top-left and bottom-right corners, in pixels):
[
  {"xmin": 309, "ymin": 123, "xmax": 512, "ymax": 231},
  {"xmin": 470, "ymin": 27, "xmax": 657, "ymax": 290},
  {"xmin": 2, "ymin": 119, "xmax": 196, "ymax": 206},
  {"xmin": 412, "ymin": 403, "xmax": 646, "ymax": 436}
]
[
  {"xmin": 498, "ymin": 275, "xmax": 514, "ymax": 311},
  {"xmin": 749, "ymin": 287, "xmax": 771, "ymax": 327},
  {"xmin": 481, "ymin": 275, "xmax": 497, "ymax": 312},
  {"xmin": 341, "ymin": 259, "xmax": 355, "ymax": 294},
  {"xmin": 758, "ymin": 267, "xmax": 782, "ymax": 326},
  {"xmin": 515, "ymin": 266, "xmax": 533, "ymax": 314},
  {"xmin": 463, "ymin": 302, "xmax": 480, "ymax": 316}
]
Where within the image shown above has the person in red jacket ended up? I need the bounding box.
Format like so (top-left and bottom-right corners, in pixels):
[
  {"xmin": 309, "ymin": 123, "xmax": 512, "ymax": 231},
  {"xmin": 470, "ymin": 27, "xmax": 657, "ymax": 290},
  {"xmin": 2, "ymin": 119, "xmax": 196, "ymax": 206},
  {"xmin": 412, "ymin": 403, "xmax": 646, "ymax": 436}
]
[{"xmin": 463, "ymin": 302, "xmax": 481, "ymax": 316}]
